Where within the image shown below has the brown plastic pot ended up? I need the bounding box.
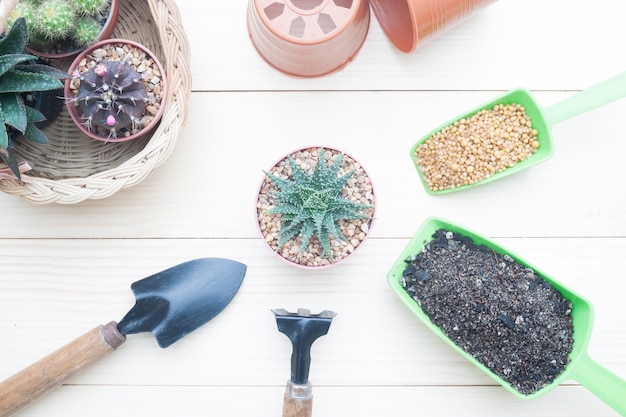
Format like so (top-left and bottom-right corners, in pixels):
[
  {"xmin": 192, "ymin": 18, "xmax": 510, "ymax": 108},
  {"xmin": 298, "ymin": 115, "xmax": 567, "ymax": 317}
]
[
  {"xmin": 247, "ymin": 0, "xmax": 370, "ymax": 78},
  {"xmin": 26, "ymin": 0, "xmax": 119, "ymax": 60},
  {"xmin": 369, "ymin": 0, "xmax": 498, "ymax": 53},
  {"xmin": 255, "ymin": 146, "xmax": 376, "ymax": 269},
  {"xmin": 64, "ymin": 38, "xmax": 167, "ymax": 143}
]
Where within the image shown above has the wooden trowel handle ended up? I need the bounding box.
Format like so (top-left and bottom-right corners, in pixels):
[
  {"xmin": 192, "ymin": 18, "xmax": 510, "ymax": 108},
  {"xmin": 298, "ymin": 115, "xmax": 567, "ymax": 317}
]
[
  {"xmin": 282, "ymin": 381, "xmax": 313, "ymax": 417},
  {"xmin": 0, "ymin": 321, "xmax": 126, "ymax": 417}
]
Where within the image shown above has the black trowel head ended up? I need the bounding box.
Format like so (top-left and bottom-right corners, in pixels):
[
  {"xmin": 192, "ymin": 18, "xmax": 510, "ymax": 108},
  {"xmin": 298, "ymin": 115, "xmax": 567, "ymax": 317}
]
[
  {"xmin": 117, "ymin": 258, "xmax": 247, "ymax": 348},
  {"xmin": 273, "ymin": 308, "xmax": 336, "ymax": 385}
]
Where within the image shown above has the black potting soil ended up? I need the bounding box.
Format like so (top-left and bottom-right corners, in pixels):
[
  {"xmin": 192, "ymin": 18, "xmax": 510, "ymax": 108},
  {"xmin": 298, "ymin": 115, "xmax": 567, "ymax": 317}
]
[{"xmin": 401, "ymin": 229, "xmax": 574, "ymax": 395}]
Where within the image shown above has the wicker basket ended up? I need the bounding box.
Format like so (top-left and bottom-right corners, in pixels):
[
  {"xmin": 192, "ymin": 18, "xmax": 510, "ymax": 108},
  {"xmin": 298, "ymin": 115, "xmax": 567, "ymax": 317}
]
[{"xmin": 0, "ymin": 0, "xmax": 191, "ymax": 204}]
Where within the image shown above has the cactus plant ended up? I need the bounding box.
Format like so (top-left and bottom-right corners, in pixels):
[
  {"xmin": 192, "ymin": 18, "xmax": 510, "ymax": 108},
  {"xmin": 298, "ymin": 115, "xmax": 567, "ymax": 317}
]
[
  {"xmin": 65, "ymin": 39, "xmax": 167, "ymax": 142},
  {"xmin": 73, "ymin": 17, "xmax": 101, "ymax": 46},
  {"xmin": 73, "ymin": 0, "xmax": 110, "ymax": 16},
  {"xmin": 0, "ymin": 18, "xmax": 69, "ymax": 179},
  {"xmin": 72, "ymin": 59, "xmax": 149, "ymax": 139},
  {"xmin": 34, "ymin": 0, "xmax": 76, "ymax": 41},
  {"xmin": 3, "ymin": 0, "xmax": 115, "ymax": 57},
  {"xmin": 4, "ymin": 2, "xmax": 36, "ymax": 35},
  {"xmin": 263, "ymin": 147, "xmax": 374, "ymax": 261}
]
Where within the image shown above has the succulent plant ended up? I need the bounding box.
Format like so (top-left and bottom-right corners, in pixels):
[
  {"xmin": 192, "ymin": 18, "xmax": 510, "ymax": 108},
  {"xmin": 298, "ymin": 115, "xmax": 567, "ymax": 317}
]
[
  {"xmin": 73, "ymin": 0, "xmax": 110, "ymax": 16},
  {"xmin": 34, "ymin": 0, "xmax": 77, "ymax": 41},
  {"xmin": 263, "ymin": 148, "xmax": 373, "ymax": 259},
  {"xmin": 73, "ymin": 17, "xmax": 101, "ymax": 46},
  {"xmin": 4, "ymin": 0, "xmax": 110, "ymax": 52},
  {"xmin": 0, "ymin": 17, "xmax": 69, "ymax": 179},
  {"xmin": 4, "ymin": 2, "xmax": 36, "ymax": 36},
  {"xmin": 72, "ymin": 59, "xmax": 149, "ymax": 139}
]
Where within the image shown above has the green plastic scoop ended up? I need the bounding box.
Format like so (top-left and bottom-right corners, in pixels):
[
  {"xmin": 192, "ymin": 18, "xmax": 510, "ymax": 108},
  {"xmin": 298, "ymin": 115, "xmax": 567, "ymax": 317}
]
[
  {"xmin": 387, "ymin": 217, "xmax": 626, "ymax": 414},
  {"xmin": 411, "ymin": 71, "xmax": 626, "ymax": 194}
]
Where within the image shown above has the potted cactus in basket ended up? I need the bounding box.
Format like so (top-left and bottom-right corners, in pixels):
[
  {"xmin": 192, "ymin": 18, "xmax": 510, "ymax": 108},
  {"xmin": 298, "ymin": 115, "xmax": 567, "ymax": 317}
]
[
  {"xmin": 0, "ymin": 18, "xmax": 69, "ymax": 180},
  {"xmin": 64, "ymin": 38, "xmax": 167, "ymax": 142},
  {"xmin": 4, "ymin": 0, "xmax": 118, "ymax": 59},
  {"xmin": 256, "ymin": 146, "xmax": 376, "ymax": 269}
]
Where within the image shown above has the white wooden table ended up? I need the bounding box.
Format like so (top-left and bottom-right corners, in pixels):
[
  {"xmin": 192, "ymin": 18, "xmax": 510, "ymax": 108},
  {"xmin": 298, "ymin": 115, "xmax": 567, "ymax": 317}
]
[{"xmin": 2, "ymin": 1, "xmax": 626, "ymax": 416}]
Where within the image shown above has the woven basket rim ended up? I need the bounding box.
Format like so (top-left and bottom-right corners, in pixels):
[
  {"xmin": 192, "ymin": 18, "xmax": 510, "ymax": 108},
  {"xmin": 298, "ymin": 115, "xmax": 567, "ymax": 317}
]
[{"xmin": 0, "ymin": 0, "xmax": 192, "ymax": 204}]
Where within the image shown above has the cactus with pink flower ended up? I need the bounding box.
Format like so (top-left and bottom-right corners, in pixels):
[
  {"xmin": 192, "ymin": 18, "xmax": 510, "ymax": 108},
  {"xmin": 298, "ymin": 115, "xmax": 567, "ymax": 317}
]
[{"xmin": 73, "ymin": 60, "xmax": 148, "ymax": 139}]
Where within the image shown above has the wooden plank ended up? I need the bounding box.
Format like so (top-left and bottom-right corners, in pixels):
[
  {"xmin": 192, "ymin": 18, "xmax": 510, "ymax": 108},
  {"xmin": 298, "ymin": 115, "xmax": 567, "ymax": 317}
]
[
  {"xmin": 1, "ymin": 2, "xmax": 626, "ymax": 416},
  {"xmin": 1, "ymin": 238, "xmax": 624, "ymax": 388},
  {"xmin": 177, "ymin": 0, "xmax": 626, "ymax": 91},
  {"xmin": 1, "ymin": 90, "xmax": 625, "ymax": 238},
  {"xmin": 6, "ymin": 385, "xmax": 622, "ymax": 417}
]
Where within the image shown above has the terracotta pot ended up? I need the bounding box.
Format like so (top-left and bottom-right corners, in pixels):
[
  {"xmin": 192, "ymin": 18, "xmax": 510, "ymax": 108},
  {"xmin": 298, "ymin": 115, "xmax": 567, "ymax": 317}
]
[
  {"xmin": 256, "ymin": 146, "xmax": 376, "ymax": 269},
  {"xmin": 64, "ymin": 38, "xmax": 167, "ymax": 143},
  {"xmin": 369, "ymin": 0, "xmax": 498, "ymax": 53},
  {"xmin": 247, "ymin": 0, "xmax": 370, "ymax": 78},
  {"xmin": 26, "ymin": 0, "xmax": 119, "ymax": 60}
]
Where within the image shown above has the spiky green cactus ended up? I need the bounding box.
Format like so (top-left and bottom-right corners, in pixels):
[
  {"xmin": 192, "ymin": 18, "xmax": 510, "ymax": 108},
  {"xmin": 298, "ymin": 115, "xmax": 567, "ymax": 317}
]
[
  {"xmin": 73, "ymin": 0, "xmax": 109, "ymax": 16},
  {"xmin": 0, "ymin": 18, "xmax": 69, "ymax": 179},
  {"xmin": 73, "ymin": 17, "xmax": 101, "ymax": 46},
  {"xmin": 34, "ymin": 0, "xmax": 77, "ymax": 41},
  {"xmin": 73, "ymin": 60, "xmax": 148, "ymax": 139},
  {"xmin": 5, "ymin": 2, "xmax": 37, "ymax": 36},
  {"xmin": 263, "ymin": 148, "xmax": 373, "ymax": 259},
  {"xmin": 5, "ymin": 0, "xmax": 111, "ymax": 53}
]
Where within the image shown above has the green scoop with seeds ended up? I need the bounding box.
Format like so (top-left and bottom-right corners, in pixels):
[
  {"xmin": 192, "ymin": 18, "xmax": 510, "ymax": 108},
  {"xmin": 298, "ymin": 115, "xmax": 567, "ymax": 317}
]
[
  {"xmin": 411, "ymin": 70, "xmax": 626, "ymax": 194},
  {"xmin": 387, "ymin": 217, "xmax": 626, "ymax": 415}
]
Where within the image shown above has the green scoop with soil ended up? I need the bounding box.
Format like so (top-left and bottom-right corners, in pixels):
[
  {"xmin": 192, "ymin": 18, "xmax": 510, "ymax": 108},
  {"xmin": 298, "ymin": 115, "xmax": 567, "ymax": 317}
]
[
  {"xmin": 387, "ymin": 217, "xmax": 626, "ymax": 415},
  {"xmin": 411, "ymin": 70, "xmax": 626, "ymax": 194}
]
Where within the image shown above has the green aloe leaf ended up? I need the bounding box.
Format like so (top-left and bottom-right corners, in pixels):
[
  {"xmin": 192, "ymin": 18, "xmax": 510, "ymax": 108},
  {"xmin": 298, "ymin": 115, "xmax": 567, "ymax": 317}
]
[
  {"xmin": 16, "ymin": 63, "xmax": 70, "ymax": 80},
  {"xmin": 0, "ymin": 93, "xmax": 27, "ymax": 133},
  {"xmin": 0, "ymin": 146, "xmax": 21, "ymax": 179},
  {"xmin": 299, "ymin": 222, "xmax": 315, "ymax": 252},
  {"xmin": 0, "ymin": 18, "xmax": 28, "ymax": 56},
  {"xmin": 25, "ymin": 105, "xmax": 46, "ymax": 124},
  {"xmin": 317, "ymin": 231, "xmax": 332, "ymax": 259},
  {"xmin": 0, "ymin": 121, "xmax": 7, "ymax": 150},
  {"xmin": 288, "ymin": 155, "xmax": 310, "ymax": 185},
  {"xmin": 22, "ymin": 121, "xmax": 48, "ymax": 144},
  {"xmin": 323, "ymin": 216, "xmax": 347, "ymax": 243},
  {"xmin": 0, "ymin": 54, "xmax": 38, "ymax": 77},
  {"xmin": 0, "ymin": 69, "xmax": 64, "ymax": 93},
  {"xmin": 277, "ymin": 222, "xmax": 301, "ymax": 248}
]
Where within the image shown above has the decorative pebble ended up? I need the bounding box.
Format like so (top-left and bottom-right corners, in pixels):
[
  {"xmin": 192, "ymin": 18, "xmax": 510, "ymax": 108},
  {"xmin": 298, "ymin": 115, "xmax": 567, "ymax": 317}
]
[{"xmin": 415, "ymin": 103, "xmax": 539, "ymax": 191}]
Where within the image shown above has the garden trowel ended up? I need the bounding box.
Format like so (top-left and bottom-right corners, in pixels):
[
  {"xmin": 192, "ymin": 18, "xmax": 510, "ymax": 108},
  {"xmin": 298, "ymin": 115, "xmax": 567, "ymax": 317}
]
[
  {"xmin": 0, "ymin": 257, "xmax": 246, "ymax": 417},
  {"xmin": 273, "ymin": 308, "xmax": 336, "ymax": 417}
]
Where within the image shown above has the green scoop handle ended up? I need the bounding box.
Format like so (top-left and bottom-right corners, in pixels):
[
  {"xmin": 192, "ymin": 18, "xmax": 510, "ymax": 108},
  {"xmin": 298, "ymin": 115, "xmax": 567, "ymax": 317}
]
[
  {"xmin": 543, "ymin": 70, "xmax": 626, "ymax": 126},
  {"xmin": 569, "ymin": 350, "xmax": 626, "ymax": 415}
]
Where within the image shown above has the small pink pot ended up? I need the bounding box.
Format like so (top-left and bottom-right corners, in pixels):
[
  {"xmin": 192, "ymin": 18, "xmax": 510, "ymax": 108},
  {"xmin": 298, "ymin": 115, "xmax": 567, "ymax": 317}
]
[
  {"xmin": 26, "ymin": 0, "xmax": 119, "ymax": 60},
  {"xmin": 247, "ymin": 0, "xmax": 370, "ymax": 78},
  {"xmin": 255, "ymin": 146, "xmax": 376, "ymax": 270},
  {"xmin": 64, "ymin": 39, "xmax": 167, "ymax": 143},
  {"xmin": 369, "ymin": 0, "xmax": 498, "ymax": 53}
]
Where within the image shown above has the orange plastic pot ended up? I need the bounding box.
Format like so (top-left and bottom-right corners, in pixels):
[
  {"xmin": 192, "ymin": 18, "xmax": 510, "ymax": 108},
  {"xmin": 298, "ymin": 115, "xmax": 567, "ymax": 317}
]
[
  {"xmin": 247, "ymin": 0, "xmax": 370, "ymax": 78},
  {"xmin": 369, "ymin": 0, "xmax": 497, "ymax": 53}
]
